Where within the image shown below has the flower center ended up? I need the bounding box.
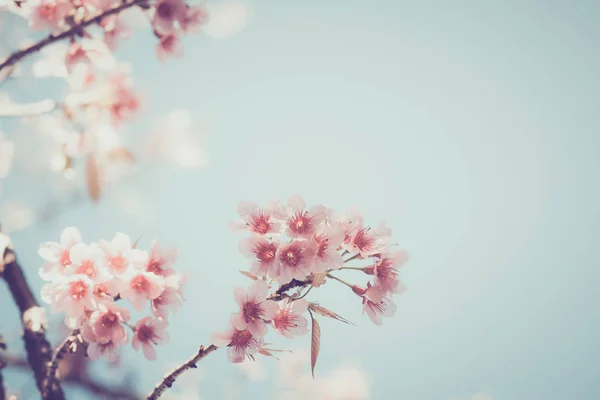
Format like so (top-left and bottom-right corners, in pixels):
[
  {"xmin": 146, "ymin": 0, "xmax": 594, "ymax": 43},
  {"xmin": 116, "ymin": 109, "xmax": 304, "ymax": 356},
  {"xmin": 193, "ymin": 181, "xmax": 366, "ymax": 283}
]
[
  {"xmin": 69, "ymin": 281, "xmax": 88, "ymax": 300},
  {"xmin": 282, "ymin": 246, "xmax": 302, "ymax": 268},
  {"xmin": 110, "ymin": 255, "xmax": 128, "ymax": 273},
  {"xmin": 156, "ymin": 2, "xmax": 173, "ymax": 19},
  {"xmin": 253, "ymin": 242, "xmax": 276, "ymax": 263},
  {"xmin": 249, "ymin": 212, "xmax": 271, "ymax": 235},
  {"xmin": 131, "ymin": 275, "xmax": 148, "ymax": 292},
  {"xmin": 230, "ymin": 329, "xmax": 253, "ymax": 348},
  {"xmin": 288, "ymin": 212, "xmax": 311, "ymax": 235},
  {"xmin": 137, "ymin": 325, "xmax": 158, "ymax": 344},
  {"xmin": 243, "ymin": 302, "xmax": 261, "ymax": 322},
  {"xmin": 59, "ymin": 249, "xmax": 71, "ymax": 267}
]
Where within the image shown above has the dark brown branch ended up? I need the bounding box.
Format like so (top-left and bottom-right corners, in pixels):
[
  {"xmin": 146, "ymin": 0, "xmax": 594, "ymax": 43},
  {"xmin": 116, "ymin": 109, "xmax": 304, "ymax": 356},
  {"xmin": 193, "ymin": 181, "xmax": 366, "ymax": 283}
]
[
  {"xmin": 0, "ymin": 0, "xmax": 149, "ymax": 72},
  {"xmin": 146, "ymin": 344, "xmax": 218, "ymax": 400},
  {"xmin": 1, "ymin": 353, "xmax": 142, "ymax": 400},
  {"xmin": 42, "ymin": 330, "xmax": 80, "ymax": 398},
  {"xmin": 0, "ymin": 237, "xmax": 65, "ymax": 399}
]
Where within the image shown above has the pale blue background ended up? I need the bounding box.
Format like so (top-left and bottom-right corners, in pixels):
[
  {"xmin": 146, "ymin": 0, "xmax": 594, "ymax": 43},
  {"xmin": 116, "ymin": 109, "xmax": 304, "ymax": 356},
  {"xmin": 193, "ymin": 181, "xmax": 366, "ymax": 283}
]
[{"xmin": 1, "ymin": 0, "xmax": 600, "ymax": 399}]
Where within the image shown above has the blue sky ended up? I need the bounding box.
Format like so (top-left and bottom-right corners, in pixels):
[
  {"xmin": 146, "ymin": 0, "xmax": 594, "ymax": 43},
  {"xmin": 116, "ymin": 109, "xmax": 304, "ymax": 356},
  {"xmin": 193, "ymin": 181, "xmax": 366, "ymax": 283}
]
[{"xmin": 1, "ymin": 0, "xmax": 600, "ymax": 399}]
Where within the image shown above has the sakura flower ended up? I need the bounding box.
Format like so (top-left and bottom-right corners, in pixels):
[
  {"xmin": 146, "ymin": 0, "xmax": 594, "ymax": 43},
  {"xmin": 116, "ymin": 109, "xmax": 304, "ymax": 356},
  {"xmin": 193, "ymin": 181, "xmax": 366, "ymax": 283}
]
[
  {"xmin": 105, "ymin": 73, "xmax": 140, "ymax": 124},
  {"xmin": 230, "ymin": 200, "xmax": 283, "ymax": 236},
  {"xmin": 151, "ymin": 274, "xmax": 184, "ymax": 320},
  {"xmin": 100, "ymin": 232, "xmax": 148, "ymax": 277},
  {"xmin": 271, "ymin": 298, "xmax": 309, "ymax": 339},
  {"xmin": 88, "ymin": 302, "xmax": 130, "ymax": 343},
  {"xmin": 101, "ymin": 15, "xmax": 132, "ymax": 51},
  {"xmin": 275, "ymin": 239, "xmax": 317, "ymax": 284},
  {"xmin": 156, "ymin": 32, "xmax": 183, "ymax": 62},
  {"xmin": 120, "ymin": 270, "xmax": 165, "ymax": 311},
  {"xmin": 42, "ymin": 275, "xmax": 96, "ymax": 320},
  {"xmin": 233, "ymin": 280, "xmax": 278, "ymax": 337},
  {"xmin": 38, "ymin": 226, "xmax": 82, "ymax": 280},
  {"xmin": 65, "ymin": 41, "xmax": 91, "ymax": 73},
  {"xmin": 146, "ymin": 240, "xmax": 178, "ymax": 276},
  {"xmin": 312, "ymin": 224, "xmax": 345, "ymax": 272},
  {"xmin": 360, "ymin": 283, "xmax": 396, "ymax": 325},
  {"xmin": 81, "ymin": 324, "xmax": 125, "ymax": 362},
  {"xmin": 180, "ymin": 5, "xmax": 208, "ymax": 33},
  {"xmin": 343, "ymin": 219, "xmax": 392, "ymax": 259},
  {"xmin": 132, "ymin": 316, "xmax": 169, "ymax": 360},
  {"xmin": 211, "ymin": 314, "xmax": 265, "ymax": 363},
  {"xmin": 284, "ymin": 195, "xmax": 327, "ymax": 238},
  {"xmin": 238, "ymin": 236, "xmax": 279, "ymax": 277},
  {"xmin": 365, "ymin": 250, "xmax": 408, "ymax": 295},
  {"xmin": 24, "ymin": 0, "xmax": 72, "ymax": 32},
  {"xmin": 152, "ymin": 0, "xmax": 187, "ymax": 34},
  {"xmin": 69, "ymin": 242, "xmax": 111, "ymax": 283}
]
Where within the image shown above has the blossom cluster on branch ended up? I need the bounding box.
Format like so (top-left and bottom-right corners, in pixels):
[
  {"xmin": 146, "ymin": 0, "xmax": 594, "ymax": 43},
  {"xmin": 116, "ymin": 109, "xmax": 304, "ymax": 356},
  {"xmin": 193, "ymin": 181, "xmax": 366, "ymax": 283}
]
[
  {"xmin": 0, "ymin": 0, "xmax": 209, "ymax": 204},
  {"xmin": 212, "ymin": 195, "xmax": 409, "ymax": 365},
  {"xmin": 38, "ymin": 227, "xmax": 183, "ymax": 361}
]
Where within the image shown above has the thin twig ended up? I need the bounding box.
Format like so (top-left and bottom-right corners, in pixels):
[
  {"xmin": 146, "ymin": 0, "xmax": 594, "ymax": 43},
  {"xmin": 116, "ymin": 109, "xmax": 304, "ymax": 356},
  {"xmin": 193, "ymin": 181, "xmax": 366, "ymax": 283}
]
[
  {"xmin": 0, "ymin": 232, "xmax": 65, "ymax": 399},
  {"xmin": 146, "ymin": 344, "xmax": 218, "ymax": 400},
  {"xmin": 0, "ymin": 0, "xmax": 149, "ymax": 72},
  {"xmin": 42, "ymin": 330, "xmax": 80, "ymax": 398}
]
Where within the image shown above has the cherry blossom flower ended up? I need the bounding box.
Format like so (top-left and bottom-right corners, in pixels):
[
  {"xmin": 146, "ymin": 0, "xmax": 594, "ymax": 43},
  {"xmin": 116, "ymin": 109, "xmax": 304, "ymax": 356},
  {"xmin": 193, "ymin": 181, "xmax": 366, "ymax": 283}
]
[
  {"xmin": 65, "ymin": 41, "xmax": 91, "ymax": 72},
  {"xmin": 342, "ymin": 219, "xmax": 391, "ymax": 258},
  {"xmin": 119, "ymin": 269, "xmax": 165, "ymax": 310},
  {"xmin": 231, "ymin": 200, "xmax": 283, "ymax": 236},
  {"xmin": 271, "ymin": 298, "xmax": 309, "ymax": 338},
  {"xmin": 24, "ymin": 0, "xmax": 72, "ymax": 32},
  {"xmin": 275, "ymin": 239, "xmax": 317, "ymax": 284},
  {"xmin": 152, "ymin": 0, "xmax": 187, "ymax": 34},
  {"xmin": 105, "ymin": 73, "xmax": 140, "ymax": 124},
  {"xmin": 211, "ymin": 314, "xmax": 265, "ymax": 363},
  {"xmin": 365, "ymin": 250, "xmax": 408, "ymax": 296},
  {"xmin": 42, "ymin": 275, "xmax": 96, "ymax": 320},
  {"xmin": 101, "ymin": 15, "xmax": 132, "ymax": 51},
  {"xmin": 238, "ymin": 236, "xmax": 279, "ymax": 277},
  {"xmin": 81, "ymin": 324, "xmax": 125, "ymax": 362},
  {"xmin": 156, "ymin": 32, "xmax": 183, "ymax": 62},
  {"xmin": 69, "ymin": 242, "xmax": 112, "ymax": 283},
  {"xmin": 180, "ymin": 5, "xmax": 208, "ymax": 33},
  {"xmin": 312, "ymin": 225, "xmax": 345, "ymax": 272},
  {"xmin": 233, "ymin": 280, "xmax": 278, "ymax": 337},
  {"xmin": 151, "ymin": 275, "xmax": 184, "ymax": 320},
  {"xmin": 360, "ymin": 283, "xmax": 396, "ymax": 325},
  {"xmin": 100, "ymin": 232, "xmax": 148, "ymax": 277},
  {"xmin": 38, "ymin": 227, "xmax": 82, "ymax": 281},
  {"xmin": 284, "ymin": 195, "xmax": 326, "ymax": 239},
  {"xmin": 145, "ymin": 240, "xmax": 178, "ymax": 276},
  {"xmin": 132, "ymin": 316, "xmax": 169, "ymax": 360},
  {"xmin": 88, "ymin": 302, "xmax": 130, "ymax": 343}
]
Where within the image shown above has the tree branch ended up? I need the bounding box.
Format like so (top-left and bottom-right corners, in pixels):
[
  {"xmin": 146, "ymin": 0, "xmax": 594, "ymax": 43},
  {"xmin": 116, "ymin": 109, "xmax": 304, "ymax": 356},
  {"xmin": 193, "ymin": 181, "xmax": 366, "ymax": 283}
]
[
  {"xmin": 43, "ymin": 330, "xmax": 80, "ymax": 398},
  {"xmin": 1, "ymin": 353, "xmax": 143, "ymax": 400},
  {"xmin": 0, "ymin": 0, "xmax": 149, "ymax": 73},
  {"xmin": 0, "ymin": 233, "xmax": 65, "ymax": 399},
  {"xmin": 146, "ymin": 278, "xmax": 312, "ymax": 399},
  {"xmin": 146, "ymin": 344, "xmax": 218, "ymax": 400}
]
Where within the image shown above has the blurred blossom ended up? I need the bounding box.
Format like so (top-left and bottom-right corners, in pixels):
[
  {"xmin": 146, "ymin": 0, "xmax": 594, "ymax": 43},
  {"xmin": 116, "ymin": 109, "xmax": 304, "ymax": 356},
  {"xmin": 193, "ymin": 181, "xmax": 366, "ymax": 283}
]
[
  {"xmin": 0, "ymin": 200, "xmax": 34, "ymax": 232},
  {"xmin": 202, "ymin": 1, "xmax": 248, "ymax": 40},
  {"xmin": 32, "ymin": 43, "xmax": 70, "ymax": 78},
  {"xmin": 145, "ymin": 109, "xmax": 209, "ymax": 169},
  {"xmin": 237, "ymin": 358, "xmax": 267, "ymax": 381},
  {"xmin": 111, "ymin": 187, "xmax": 157, "ymax": 227}
]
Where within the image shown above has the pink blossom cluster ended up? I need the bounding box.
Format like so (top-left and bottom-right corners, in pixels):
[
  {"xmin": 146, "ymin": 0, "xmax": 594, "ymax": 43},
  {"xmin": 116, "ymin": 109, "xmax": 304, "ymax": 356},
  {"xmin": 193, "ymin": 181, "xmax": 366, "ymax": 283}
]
[
  {"xmin": 39, "ymin": 227, "xmax": 183, "ymax": 361},
  {"xmin": 15, "ymin": 0, "xmax": 208, "ymax": 62},
  {"xmin": 212, "ymin": 195, "xmax": 408, "ymax": 363}
]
